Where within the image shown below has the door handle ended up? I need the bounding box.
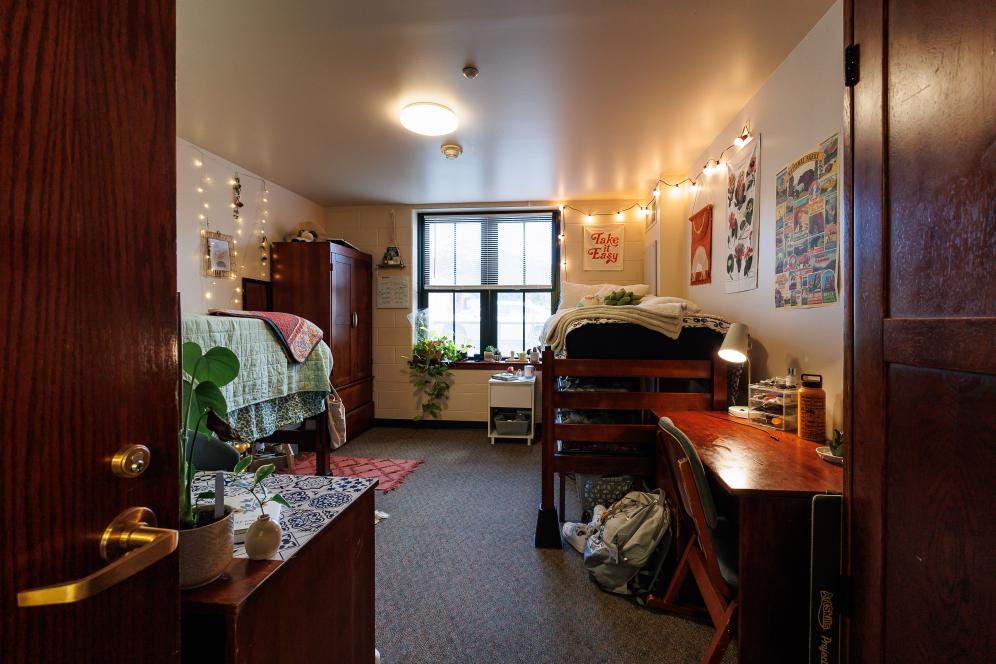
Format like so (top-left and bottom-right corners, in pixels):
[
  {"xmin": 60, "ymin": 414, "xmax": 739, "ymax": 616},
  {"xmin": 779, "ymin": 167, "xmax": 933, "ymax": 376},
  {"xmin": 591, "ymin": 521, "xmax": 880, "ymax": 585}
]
[
  {"xmin": 351, "ymin": 312, "xmax": 358, "ymax": 328},
  {"xmin": 17, "ymin": 507, "xmax": 177, "ymax": 607}
]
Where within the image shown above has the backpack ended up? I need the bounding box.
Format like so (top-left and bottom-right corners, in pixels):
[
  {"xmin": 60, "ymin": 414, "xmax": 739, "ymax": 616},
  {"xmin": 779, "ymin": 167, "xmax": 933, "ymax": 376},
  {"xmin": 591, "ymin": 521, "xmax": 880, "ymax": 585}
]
[{"xmin": 583, "ymin": 489, "xmax": 671, "ymax": 594}]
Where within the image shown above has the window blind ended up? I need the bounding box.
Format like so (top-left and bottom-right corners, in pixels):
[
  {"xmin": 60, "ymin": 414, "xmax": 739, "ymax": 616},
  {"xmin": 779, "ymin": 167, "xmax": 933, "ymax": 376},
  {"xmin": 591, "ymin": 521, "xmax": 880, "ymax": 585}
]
[{"xmin": 421, "ymin": 212, "xmax": 555, "ymax": 290}]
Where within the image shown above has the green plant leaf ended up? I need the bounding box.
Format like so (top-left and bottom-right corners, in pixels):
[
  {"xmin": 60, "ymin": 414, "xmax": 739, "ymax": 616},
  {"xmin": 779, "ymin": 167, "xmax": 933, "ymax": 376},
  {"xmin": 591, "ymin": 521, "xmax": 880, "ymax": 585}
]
[
  {"xmin": 194, "ymin": 381, "xmax": 228, "ymax": 417},
  {"xmin": 196, "ymin": 347, "xmax": 240, "ymax": 387},
  {"xmin": 233, "ymin": 456, "xmax": 253, "ymax": 474},
  {"xmin": 268, "ymin": 494, "xmax": 290, "ymax": 507},
  {"xmin": 254, "ymin": 463, "xmax": 275, "ymax": 485},
  {"xmin": 182, "ymin": 342, "xmax": 203, "ymax": 379}
]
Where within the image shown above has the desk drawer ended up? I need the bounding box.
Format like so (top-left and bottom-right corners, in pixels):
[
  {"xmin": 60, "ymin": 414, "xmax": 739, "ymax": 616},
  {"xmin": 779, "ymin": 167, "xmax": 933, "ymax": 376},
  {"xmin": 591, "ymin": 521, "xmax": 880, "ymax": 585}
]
[
  {"xmin": 338, "ymin": 378, "xmax": 373, "ymax": 412},
  {"xmin": 490, "ymin": 383, "xmax": 534, "ymax": 408}
]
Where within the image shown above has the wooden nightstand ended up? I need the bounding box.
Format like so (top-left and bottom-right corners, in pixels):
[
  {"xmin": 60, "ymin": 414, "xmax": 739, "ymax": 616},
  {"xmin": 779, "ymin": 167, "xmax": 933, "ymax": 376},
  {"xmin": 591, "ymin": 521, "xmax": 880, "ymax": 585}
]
[{"xmin": 488, "ymin": 376, "xmax": 536, "ymax": 445}]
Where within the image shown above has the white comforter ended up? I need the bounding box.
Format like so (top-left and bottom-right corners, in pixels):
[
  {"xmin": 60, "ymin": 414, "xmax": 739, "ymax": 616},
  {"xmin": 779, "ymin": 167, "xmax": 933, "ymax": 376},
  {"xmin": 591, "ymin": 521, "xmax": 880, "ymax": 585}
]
[{"xmin": 541, "ymin": 296, "xmax": 698, "ymax": 352}]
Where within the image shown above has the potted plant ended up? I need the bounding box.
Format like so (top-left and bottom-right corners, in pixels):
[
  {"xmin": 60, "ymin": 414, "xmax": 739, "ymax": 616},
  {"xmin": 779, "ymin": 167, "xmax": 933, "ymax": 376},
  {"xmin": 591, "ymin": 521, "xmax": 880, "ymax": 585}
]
[
  {"xmin": 178, "ymin": 341, "xmax": 240, "ymax": 588},
  {"xmin": 222, "ymin": 458, "xmax": 289, "ymax": 560},
  {"xmin": 483, "ymin": 345, "xmax": 497, "ymax": 362},
  {"xmin": 405, "ymin": 324, "xmax": 469, "ymax": 420}
]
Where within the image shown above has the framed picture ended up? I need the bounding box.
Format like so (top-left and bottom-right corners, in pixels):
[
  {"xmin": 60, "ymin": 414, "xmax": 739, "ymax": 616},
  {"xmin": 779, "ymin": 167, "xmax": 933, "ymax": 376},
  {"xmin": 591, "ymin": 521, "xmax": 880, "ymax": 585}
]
[
  {"xmin": 204, "ymin": 230, "xmax": 234, "ymax": 278},
  {"xmin": 645, "ymin": 197, "xmax": 658, "ymax": 232}
]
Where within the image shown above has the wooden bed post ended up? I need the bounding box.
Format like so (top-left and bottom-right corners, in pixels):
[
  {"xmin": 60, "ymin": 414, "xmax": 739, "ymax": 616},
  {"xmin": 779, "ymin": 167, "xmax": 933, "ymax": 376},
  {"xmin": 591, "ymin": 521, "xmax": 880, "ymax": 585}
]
[
  {"xmin": 712, "ymin": 358, "xmax": 728, "ymax": 410},
  {"xmin": 314, "ymin": 411, "xmax": 330, "ymax": 476},
  {"xmin": 535, "ymin": 347, "xmax": 563, "ymax": 548}
]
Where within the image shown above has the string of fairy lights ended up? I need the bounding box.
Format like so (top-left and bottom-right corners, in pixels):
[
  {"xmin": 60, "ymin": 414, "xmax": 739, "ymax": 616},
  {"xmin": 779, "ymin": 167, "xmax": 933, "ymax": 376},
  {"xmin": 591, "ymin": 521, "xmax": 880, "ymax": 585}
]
[
  {"xmin": 183, "ymin": 142, "xmax": 271, "ymax": 307},
  {"xmin": 554, "ymin": 123, "xmax": 753, "ymax": 280}
]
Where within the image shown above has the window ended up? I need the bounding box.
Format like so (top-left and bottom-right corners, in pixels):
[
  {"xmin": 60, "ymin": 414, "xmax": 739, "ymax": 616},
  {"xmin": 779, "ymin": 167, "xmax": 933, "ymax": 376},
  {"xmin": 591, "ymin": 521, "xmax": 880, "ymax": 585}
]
[{"xmin": 418, "ymin": 210, "xmax": 560, "ymax": 357}]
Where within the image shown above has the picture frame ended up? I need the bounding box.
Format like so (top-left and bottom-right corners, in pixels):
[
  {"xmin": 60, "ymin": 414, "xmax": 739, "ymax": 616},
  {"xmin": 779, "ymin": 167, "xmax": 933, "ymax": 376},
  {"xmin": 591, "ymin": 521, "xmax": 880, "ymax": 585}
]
[{"xmin": 203, "ymin": 230, "xmax": 234, "ymax": 278}]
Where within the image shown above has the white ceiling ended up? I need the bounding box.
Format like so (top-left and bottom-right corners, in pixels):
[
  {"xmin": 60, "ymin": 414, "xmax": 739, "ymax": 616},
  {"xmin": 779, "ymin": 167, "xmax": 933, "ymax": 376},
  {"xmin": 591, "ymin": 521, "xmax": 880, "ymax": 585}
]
[{"xmin": 177, "ymin": 0, "xmax": 834, "ymax": 206}]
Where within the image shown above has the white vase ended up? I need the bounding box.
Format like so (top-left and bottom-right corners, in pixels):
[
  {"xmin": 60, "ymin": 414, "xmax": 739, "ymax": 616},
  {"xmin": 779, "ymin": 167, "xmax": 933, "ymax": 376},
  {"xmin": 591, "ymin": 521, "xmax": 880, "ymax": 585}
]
[
  {"xmin": 179, "ymin": 507, "xmax": 234, "ymax": 589},
  {"xmin": 244, "ymin": 514, "xmax": 282, "ymax": 560}
]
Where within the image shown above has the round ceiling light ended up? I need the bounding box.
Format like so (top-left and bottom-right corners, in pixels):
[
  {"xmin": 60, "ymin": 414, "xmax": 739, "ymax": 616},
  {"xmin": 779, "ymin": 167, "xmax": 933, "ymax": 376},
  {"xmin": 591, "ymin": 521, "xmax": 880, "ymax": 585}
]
[{"xmin": 399, "ymin": 102, "xmax": 458, "ymax": 136}]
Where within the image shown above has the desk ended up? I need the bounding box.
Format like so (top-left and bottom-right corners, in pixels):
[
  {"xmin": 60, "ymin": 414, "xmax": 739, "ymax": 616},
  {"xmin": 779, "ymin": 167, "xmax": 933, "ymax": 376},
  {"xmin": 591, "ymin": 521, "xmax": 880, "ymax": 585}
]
[
  {"xmin": 655, "ymin": 411, "xmax": 842, "ymax": 663},
  {"xmin": 182, "ymin": 474, "xmax": 377, "ymax": 663}
]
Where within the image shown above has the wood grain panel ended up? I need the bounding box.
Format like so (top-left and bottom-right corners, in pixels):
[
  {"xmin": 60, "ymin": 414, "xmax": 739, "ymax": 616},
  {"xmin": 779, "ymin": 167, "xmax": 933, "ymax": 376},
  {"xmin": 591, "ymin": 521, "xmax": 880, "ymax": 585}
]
[
  {"xmin": 883, "ymin": 317, "xmax": 996, "ymax": 375},
  {"xmin": 352, "ymin": 256, "xmax": 372, "ymax": 380},
  {"xmin": 0, "ymin": 1, "xmax": 178, "ymax": 660},
  {"xmin": 886, "ymin": 0, "xmax": 996, "ymax": 318},
  {"xmin": 554, "ymin": 423, "xmax": 658, "ymax": 443},
  {"xmin": 884, "ymin": 365, "xmax": 996, "ymax": 660},
  {"xmin": 331, "ymin": 252, "xmax": 353, "ymax": 386},
  {"xmin": 555, "ymin": 391, "xmax": 711, "ymax": 411}
]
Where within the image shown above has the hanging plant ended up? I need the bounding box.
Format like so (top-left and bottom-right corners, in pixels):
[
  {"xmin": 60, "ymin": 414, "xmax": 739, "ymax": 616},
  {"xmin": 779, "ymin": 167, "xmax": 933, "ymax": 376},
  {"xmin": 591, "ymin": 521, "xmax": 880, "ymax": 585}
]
[{"xmin": 404, "ymin": 322, "xmax": 469, "ymax": 421}]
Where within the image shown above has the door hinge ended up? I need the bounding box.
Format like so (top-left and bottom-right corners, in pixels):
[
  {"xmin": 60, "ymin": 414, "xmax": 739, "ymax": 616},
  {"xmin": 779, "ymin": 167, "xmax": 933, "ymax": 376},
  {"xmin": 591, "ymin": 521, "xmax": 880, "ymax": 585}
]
[{"xmin": 844, "ymin": 44, "xmax": 859, "ymax": 87}]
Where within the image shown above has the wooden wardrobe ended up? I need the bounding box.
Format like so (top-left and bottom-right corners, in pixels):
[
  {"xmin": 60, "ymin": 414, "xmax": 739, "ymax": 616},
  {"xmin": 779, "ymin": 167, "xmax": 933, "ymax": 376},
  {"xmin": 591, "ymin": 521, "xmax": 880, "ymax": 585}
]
[{"xmin": 271, "ymin": 241, "xmax": 375, "ymax": 439}]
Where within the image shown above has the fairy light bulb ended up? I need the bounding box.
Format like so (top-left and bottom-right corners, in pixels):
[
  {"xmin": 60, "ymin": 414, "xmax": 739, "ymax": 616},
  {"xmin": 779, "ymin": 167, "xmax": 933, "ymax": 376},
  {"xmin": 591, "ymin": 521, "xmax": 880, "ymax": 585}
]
[
  {"xmin": 203, "ymin": 202, "xmax": 209, "ymax": 209},
  {"xmin": 585, "ymin": 214, "xmax": 593, "ymax": 223},
  {"xmin": 653, "ymin": 187, "xmax": 661, "ymax": 198},
  {"xmin": 193, "ymin": 158, "xmax": 203, "ymax": 168},
  {"xmin": 615, "ymin": 211, "xmax": 623, "ymax": 221},
  {"xmin": 196, "ymin": 187, "xmax": 204, "ymax": 193},
  {"xmin": 204, "ymin": 291, "xmax": 212, "ymax": 299}
]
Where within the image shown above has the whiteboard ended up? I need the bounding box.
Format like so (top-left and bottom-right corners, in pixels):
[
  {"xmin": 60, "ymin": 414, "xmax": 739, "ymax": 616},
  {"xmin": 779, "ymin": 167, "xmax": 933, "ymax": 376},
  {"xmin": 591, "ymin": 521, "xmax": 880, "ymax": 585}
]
[{"xmin": 377, "ymin": 275, "xmax": 411, "ymax": 308}]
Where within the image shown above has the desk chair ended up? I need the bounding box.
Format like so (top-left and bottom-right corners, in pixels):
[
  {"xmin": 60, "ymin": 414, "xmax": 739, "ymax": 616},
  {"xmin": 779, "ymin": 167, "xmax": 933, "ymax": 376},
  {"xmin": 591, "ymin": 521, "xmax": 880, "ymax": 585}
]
[
  {"xmin": 653, "ymin": 417, "xmax": 739, "ymax": 664},
  {"xmin": 184, "ymin": 431, "xmax": 241, "ymax": 471}
]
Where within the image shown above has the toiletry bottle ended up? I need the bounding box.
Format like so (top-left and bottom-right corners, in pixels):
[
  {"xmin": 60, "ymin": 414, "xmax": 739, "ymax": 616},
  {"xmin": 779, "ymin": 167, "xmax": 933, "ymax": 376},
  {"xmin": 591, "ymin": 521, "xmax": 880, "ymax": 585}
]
[{"xmin": 798, "ymin": 374, "xmax": 826, "ymax": 442}]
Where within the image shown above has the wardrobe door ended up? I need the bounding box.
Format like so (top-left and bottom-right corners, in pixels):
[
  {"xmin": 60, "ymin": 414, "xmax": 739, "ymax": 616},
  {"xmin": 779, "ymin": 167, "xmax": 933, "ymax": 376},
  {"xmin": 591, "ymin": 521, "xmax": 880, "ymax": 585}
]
[
  {"xmin": 331, "ymin": 252, "xmax": 354, "ymax": 387},
  {"xmin": 351, "ymin": 257, "xmax": 372, "ymax": 381}
]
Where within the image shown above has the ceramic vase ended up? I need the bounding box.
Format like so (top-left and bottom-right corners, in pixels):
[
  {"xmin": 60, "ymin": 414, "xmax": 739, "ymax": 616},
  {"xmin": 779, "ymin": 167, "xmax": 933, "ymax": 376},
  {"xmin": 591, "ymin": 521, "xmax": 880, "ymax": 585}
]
[
  {"xmin": 179, "ymin": 507, "xmax": 234, "ymax": 589},
  {"xmin": 244, "ymin": 514, "xmax": 282, "ymax": 560}
]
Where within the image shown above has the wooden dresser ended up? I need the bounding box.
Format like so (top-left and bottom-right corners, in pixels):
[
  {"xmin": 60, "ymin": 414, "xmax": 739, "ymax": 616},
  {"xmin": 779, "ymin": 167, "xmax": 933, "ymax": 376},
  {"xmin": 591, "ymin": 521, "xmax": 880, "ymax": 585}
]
[{"xmin": 271, "ymin": 241, "xmax": 374, "ymax": 438}]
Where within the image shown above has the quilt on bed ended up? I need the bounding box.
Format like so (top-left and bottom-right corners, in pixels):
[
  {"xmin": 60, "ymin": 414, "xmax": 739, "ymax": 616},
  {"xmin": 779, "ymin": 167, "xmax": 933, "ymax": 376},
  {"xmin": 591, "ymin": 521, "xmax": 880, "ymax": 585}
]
[{"xmin": 182, "ymin": 314, "xmax": 333, "ymax": 441}]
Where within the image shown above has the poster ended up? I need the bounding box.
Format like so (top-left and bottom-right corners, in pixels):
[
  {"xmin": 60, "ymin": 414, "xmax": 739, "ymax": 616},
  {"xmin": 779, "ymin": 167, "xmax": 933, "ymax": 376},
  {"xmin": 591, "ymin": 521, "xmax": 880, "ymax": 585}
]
[
  {"xmin": 724, "ymin": 140, "xmax": 759, "ymax": 292},
  {"xmin": 583, "ymin": 225, "xmax": 625, "ymax": 271},
  {"xmin": 689, "ymin": 204, "xmax": 713, "ymax": 285},
  {"xmin": 774, "ymin": 133, "xmax": 840, "ymax": 308},
  {"xmin": 376, "ymin": 275, "xmax": 411, "ymax": 308}
]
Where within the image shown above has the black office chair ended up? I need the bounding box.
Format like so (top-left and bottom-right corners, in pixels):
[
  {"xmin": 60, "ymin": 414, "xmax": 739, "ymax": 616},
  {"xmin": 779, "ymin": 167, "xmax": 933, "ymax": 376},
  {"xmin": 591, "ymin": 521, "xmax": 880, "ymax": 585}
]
[{"xmin": 184, "ymin": 431, "xmax": 241, "ymax": 472}]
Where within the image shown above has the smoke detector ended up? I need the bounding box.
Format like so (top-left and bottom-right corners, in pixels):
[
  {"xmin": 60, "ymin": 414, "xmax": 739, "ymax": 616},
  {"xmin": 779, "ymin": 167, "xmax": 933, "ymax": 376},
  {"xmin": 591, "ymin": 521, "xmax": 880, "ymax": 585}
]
[{"xmin": 440, "ymin": 143, "xmax": 463, "ymax": 159}]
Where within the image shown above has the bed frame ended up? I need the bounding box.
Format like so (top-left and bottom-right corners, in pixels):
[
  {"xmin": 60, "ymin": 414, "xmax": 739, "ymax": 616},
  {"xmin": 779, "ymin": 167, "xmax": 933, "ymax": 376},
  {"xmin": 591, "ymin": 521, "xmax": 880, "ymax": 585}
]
[{"xmin": 534, "ymin": 347, "xmax": 727, "ymax": 548}]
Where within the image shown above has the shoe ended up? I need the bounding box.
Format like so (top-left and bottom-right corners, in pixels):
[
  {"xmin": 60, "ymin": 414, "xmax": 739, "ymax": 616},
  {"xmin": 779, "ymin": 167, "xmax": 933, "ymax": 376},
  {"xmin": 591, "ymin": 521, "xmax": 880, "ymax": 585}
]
[{"xmin": 562, "ymin": 522, "xmax": 594, "ymax": 554}]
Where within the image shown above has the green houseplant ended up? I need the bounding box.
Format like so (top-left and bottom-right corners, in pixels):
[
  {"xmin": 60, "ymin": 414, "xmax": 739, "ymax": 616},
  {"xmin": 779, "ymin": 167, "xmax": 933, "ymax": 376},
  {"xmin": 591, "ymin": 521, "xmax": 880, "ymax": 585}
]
[
  {"xmin": 178, "ymin": 341, "xmax": 241, "ymax": 587},
  {"xmin": 405, "ymin": 323, "xmax": 469, "ymax": 421}
]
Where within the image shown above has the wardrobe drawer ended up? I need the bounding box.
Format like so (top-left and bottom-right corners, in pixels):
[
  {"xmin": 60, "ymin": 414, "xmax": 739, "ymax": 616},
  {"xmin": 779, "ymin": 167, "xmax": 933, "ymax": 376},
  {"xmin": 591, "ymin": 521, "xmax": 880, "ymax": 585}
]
[
  {"xmin": 346, "ymin": 401, "xmax": 375, "ymax": 438},
  {"xmin": 339, "ymin": 378, "xmax": 373, "ymax": 412}
]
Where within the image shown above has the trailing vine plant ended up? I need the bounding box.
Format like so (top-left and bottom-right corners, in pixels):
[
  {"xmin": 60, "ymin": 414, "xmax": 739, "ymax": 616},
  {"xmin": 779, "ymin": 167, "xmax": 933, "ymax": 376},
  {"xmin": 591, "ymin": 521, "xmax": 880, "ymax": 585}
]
[{"xmin": 405, "ymin": 313, "xmax": 468, "ymax": 420}]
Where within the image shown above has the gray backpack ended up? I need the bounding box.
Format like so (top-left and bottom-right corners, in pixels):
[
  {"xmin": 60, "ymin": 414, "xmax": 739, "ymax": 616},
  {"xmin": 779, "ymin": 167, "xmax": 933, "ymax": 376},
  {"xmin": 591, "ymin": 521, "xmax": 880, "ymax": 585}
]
[{"xmin": 583, "ymin": 489, "xmax": 671, "ymax": 594}]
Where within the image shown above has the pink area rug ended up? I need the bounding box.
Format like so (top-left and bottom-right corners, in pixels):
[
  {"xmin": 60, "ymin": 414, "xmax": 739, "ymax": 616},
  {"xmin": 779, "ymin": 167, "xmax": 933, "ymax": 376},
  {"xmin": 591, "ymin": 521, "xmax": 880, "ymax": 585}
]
[{"xmin": 290, "ymin": 453, "xmax": 424, "ymax": 493}]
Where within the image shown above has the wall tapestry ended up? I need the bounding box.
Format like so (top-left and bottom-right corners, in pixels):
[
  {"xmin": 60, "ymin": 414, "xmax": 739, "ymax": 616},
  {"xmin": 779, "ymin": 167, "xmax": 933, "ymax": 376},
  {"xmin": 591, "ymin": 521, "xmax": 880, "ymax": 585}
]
[
  {"xmin": 774, "ymin": 133, "xmax": 839, "ymax": 308},
  {"xmin": 724, "ymin": 140, "xmax": 759, "ymax": 292},
  {"xmin": 583, "ymin": 225, "xmax": 625, "ymax": 271},
  {"xmin": 689, "ymin": 204, "xmax": 713, "ymax": 285}
]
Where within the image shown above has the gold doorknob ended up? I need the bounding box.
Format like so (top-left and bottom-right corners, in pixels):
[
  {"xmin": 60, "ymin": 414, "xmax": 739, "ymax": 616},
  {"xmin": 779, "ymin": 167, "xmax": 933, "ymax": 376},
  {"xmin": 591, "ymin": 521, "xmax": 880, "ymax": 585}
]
[{"xmin": 17, "ymin": 507, "xmax": 177, "ymax": 607}]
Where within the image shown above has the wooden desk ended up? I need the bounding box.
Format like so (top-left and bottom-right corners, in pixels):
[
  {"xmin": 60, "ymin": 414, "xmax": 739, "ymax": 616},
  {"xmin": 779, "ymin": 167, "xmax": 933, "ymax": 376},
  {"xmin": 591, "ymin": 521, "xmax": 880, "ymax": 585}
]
[
  {"xmin": 182, "ymin": 475, "xmax": 377, "ymax": 663},
  {"xmin": 655, "ymin": 411, "xmax": 842, "ymax": 663}
]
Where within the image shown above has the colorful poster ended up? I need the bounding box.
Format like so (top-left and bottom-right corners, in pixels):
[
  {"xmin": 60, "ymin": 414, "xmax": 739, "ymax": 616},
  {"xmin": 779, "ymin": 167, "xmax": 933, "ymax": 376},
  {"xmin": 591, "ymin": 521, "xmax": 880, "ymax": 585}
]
[
  {"xmin": 583, "ymin": 225, "xmax": 625, "ymax": 271},
  {"xmin": 724, "ymin": 140, "xmax": 759, "ymax": 292},
  {"xmin": 774, "ymin": 133, "xmax": 840, "ymax": 308},
  {"xmin": 689, "ymin": 204, "xmax": 713, "ymax": 285}
]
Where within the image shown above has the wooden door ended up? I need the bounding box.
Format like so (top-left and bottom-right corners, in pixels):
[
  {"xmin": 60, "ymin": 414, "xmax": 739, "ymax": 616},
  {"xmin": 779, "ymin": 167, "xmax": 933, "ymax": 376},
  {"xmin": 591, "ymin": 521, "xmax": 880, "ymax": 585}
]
[
  {"xmin": 331, "ymin": 251, "xmax": 354, "ymax": 387},
  {"xmin": 0, "ymin": 1, "xmax": 179, "ymax": 662},
  {"xmin": 847, "ymin": 0, "xmax": 996, "ymax": 660},
  {"xmin": 351, "ymin": 256, "xmax": 372, "ymax": 381}
]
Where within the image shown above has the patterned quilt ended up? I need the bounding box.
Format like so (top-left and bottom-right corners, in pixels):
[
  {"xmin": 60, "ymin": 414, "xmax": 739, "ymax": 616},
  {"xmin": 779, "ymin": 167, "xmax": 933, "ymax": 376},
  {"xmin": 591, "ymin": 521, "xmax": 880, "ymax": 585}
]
[{"xmin": 182, "ymin": 314, "xmax": 333, "ymax": 412}]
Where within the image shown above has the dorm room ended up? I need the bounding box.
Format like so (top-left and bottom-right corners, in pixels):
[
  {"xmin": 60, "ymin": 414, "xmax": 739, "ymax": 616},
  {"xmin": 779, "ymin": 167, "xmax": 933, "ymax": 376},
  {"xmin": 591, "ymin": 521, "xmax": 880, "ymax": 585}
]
[{"xmin": 3, "ymin": 1, "xmax": 993, "ymax": 663}]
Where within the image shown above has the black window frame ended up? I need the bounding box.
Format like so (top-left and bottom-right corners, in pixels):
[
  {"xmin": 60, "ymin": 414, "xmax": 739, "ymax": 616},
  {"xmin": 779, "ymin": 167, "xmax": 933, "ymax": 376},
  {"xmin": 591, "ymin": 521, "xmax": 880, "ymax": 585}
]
[{"xmin": 417, "ymin": 209, "xmax": 561, "ymax": 359}]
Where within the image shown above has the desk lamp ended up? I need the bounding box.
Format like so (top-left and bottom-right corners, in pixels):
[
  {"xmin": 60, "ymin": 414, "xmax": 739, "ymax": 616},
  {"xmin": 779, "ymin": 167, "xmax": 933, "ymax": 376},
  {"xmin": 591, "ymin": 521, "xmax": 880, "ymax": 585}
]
[{"xmin": 718, "ymin": 322, "xmax": 751, "ymax": 418}]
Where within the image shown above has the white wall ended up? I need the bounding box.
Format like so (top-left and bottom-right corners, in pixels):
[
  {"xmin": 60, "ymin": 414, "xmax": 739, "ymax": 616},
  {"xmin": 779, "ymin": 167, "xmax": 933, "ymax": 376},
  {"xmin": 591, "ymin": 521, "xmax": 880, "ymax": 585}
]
[
  {"xmin": 673, "ymin": 1, "xmax": 844, "ymax": 434},
  {"xmin": 325, "ymin": 200, "xmax": 646, "ymax": 421},
  {"xmin": 176, "ymin": 139, "xmax": 325, "ymax": 313}
]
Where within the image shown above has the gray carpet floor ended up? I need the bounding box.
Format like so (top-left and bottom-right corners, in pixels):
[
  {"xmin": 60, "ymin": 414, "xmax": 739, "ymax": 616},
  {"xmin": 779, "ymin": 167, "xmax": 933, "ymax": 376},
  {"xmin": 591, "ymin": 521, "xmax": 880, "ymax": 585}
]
[{"xmin": 335, "ymin": 427, "xmax": 737, "ymax": 664}]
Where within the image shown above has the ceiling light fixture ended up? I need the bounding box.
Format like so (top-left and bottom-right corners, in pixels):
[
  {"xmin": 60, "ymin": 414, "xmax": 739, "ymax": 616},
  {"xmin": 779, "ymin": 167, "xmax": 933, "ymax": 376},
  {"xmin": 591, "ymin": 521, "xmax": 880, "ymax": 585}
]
[
  {"xmin": 400, "ymin": 102, "xmax": 458, "ymax": 136},
  {"xmin": 462, "ymin": 65, "xmax": 479, "ymax": 80}
]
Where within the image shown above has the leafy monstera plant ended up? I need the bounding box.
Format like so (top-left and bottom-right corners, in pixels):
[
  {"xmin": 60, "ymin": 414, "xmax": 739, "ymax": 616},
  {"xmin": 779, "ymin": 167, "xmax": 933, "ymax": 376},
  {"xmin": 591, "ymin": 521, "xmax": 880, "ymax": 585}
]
[{"xmin": 180, "ymin": 341, "xmax": 240, "ymax": 528}]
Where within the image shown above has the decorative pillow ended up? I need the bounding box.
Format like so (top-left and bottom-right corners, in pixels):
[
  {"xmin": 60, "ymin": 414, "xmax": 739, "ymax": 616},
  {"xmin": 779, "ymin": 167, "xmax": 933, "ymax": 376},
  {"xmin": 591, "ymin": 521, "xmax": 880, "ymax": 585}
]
[
  {"xmin": 558, "ymin": 282, "xmax": 652, "ymax": 311},
  {"xmin": 594, "ymin": 283, "xmax": 651, "ymax": 300}
]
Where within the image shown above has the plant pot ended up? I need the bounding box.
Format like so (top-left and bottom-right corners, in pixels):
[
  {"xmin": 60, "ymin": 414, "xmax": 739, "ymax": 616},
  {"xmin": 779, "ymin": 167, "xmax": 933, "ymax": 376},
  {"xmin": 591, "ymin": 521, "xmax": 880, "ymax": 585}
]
[
  {"xmin": 179, "ymin": 506, "xmax": 234, "ymax": 589},
  {"xmin": 244, "ymin": 514, "xmax": 282, "ymax": 560},
  {"xmin": 483, "ymin": 351, "xmax": 494, "ymax": 362}
]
